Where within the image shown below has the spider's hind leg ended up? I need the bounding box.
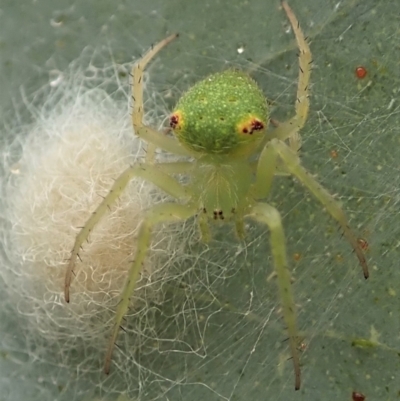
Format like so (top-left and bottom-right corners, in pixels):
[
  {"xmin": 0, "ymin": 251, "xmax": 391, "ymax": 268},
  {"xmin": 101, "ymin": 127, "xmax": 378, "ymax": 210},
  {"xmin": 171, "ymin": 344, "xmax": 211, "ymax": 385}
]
[
  {"xmin": 235, "ymin": 217, "xmax": 246, "ymax": 240},
  {"xmin": 104, "ymin": 202, "xmax": 197, "ymax": 374},
  {"xmin": 198, "ymin": 212, "xmax": 211, "ymax": 243},
  {"xmin": 249, "ymin": 202, "xmax": 301, "ymax": 390}
]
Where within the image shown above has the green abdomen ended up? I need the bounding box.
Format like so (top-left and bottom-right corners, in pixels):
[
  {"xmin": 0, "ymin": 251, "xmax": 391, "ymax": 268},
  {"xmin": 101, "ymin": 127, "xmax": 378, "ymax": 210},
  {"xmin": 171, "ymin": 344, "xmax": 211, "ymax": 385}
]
[{"xmin": 170, "ymin": 70, "xmax": 268, "ymax": 155}]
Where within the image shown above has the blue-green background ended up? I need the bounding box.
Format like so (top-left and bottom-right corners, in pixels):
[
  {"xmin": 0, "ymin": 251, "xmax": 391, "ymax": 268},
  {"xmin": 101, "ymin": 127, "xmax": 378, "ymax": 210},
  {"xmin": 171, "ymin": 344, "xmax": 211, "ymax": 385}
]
[{"xmin": 1, "ymin": 0, "xmax": 399, "ymax": 400}]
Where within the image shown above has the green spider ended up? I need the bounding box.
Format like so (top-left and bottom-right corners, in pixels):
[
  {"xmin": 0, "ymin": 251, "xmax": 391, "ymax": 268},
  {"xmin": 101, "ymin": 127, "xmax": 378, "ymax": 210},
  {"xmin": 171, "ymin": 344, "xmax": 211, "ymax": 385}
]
[{"xmin": 64, "ymin": 1, "xmax": 369, "ymax": 390}]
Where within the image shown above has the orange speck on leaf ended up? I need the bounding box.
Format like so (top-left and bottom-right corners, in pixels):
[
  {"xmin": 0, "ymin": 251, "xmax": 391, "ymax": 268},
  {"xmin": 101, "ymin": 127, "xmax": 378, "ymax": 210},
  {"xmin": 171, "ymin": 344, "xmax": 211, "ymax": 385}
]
[
  {"xmin": 352, "ymin": 391, "xmax": 366, "ymax": 401},
  {"xmin": 357, "ymin": 238, "xmax": 369, "ymax": 251},
  {"xmin": 355, "ymin": 66, "xmax": 367, "ymax": 79}
]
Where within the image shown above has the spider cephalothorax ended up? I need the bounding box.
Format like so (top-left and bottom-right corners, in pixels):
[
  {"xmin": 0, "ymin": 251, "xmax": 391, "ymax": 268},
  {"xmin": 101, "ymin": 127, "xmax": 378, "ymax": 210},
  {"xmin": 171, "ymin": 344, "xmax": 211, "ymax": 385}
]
[{"xmin": 65, "ymin": 1, "xmax": 369, "ymax": 391}]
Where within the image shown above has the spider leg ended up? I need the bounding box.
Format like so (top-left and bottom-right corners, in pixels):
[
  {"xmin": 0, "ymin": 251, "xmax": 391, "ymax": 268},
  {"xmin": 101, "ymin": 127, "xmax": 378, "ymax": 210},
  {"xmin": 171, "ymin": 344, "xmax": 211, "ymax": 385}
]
[
  {"xmin": 270, "ymin": 138, "xmax": 369, "ymax": 278},
  {"xmin": 273, "ymin": 1, "xmax": 312, "ymax": 153},
  {"xmin": 235, "ymin": 218, "xmax": 246, "ymax": 240},
  {"xmin": 198, "ymin": 213, "xmax": 211, "ymax": 243},
  {"xmin": 64, "ymin": 162, "xmax": 191, "ymax": 303},
  {"xmin": 249, "ymin": 202, "xmax": 301, "ymax": 391},
  {"xmin": 152, "ymin": 161, "xmax": 193, "ymax": 174},
  {"xmin": 104, "ymin": 202, "xmax": 197, "ymax": 374},
  {"xmin": 252, "ymin": 139, "xmax": 279, "ymax": 200},
  {"xmin": 131, "ymin": 34, "xmax": 192, "ymax": 160}
]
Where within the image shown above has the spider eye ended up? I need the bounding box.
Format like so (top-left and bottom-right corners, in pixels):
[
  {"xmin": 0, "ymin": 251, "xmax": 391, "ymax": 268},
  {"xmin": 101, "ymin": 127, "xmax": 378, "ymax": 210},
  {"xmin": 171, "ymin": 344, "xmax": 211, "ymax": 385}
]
[{"xmin": 212, "ymin": 209, "xmax": 225, "ymax": 220}]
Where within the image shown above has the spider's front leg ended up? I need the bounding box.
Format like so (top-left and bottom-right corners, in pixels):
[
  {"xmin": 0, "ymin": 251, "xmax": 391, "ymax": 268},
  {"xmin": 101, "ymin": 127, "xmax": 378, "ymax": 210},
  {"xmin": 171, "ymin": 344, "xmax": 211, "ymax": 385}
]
[
  {"xmin": 272, "ymin": 1, "xmax": 312, "ymax": 154},
  {"xmin": 248, "ymin": 203, "xmax": 301, "ymax": 390},
  {"xmin": 131, "ymin": 34, "xmax": 191, "ymax": 160},
  {"xmin": 104, "ymin": 202, "xmax": 197, "ymax": 374}
]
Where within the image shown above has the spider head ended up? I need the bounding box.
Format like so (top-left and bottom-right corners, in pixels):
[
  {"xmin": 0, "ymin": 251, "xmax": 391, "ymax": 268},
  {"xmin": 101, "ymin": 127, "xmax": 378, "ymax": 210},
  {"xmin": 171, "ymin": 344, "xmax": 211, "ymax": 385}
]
[{"xmin": 170, "ymin": 69, "xmax": 269, "ymax": 157}]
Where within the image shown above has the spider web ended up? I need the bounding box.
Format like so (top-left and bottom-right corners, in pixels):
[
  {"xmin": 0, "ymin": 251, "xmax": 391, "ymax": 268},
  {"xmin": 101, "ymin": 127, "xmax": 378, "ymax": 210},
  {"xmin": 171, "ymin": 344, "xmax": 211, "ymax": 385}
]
[{"xmin": 0, "ymin": 0, "xmax": 399, "ymax": 400}]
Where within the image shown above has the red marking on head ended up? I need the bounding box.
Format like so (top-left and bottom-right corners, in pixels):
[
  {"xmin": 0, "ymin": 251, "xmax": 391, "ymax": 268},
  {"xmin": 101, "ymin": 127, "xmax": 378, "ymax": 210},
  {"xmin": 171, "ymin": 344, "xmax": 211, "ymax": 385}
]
[
  {"xmin": 251, "ymin": 119, "xmax": 264, "ymax": 131},
  {"xmin": 355, "ymin": 66, "xmax": 367, "ymax": 79},
  {"xmin": 170, "ymin": 114, "xmax": 179, "ymax": 129},
  {"xmin": 240, "ymin": 118, "xmax": 264, "ymax": 135}
]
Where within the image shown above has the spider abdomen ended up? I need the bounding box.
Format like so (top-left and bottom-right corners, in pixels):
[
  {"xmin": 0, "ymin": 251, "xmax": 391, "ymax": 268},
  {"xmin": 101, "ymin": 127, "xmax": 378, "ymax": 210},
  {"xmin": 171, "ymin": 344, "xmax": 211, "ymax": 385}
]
[{"xmin": 170, "ymin": 69, "xmax": 269, "ymax": 156}]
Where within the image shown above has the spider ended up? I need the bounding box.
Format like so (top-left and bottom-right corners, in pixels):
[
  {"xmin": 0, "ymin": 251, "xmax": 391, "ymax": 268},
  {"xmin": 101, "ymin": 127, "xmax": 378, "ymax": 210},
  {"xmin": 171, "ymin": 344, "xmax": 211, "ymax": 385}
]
[{"xmin": 64, "ymin": 1, "xmax": 369, "ymax": 390}]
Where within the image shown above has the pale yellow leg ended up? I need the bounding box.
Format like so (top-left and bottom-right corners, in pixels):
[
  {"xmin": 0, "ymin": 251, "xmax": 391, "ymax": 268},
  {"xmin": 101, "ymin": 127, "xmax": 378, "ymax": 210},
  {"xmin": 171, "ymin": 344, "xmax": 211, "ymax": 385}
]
[
  {"xmin": 198, "ymin": 213, "xmax": 211, "ymax": 243},
  {"xmin": 104, "ymin": 202, "xmax": 197, "ymax": 374},
  {"xmin": 64, "ymin": 162, "xmax": 191, "ymax": 302},
  {"xmin": 252, "ymin": 140, "xmax": 278, "ymax": 199},
  {"xmin": 249, "ymin": 202, "xmax": 301, "ymax": 390},
  {"xmin": 271, "ymin": 138, "xmax": 369, "ymax": 278},
  {"xmin": 273, "ymin": 1, "xmax": 312, "ymax": 153},
  {"xmin": 131, "ymin": 34, "xmax": 191, "ymax": 160},
  {"xmin": 235, "ymin": 218, "xmax": 246, "ymax": 240}
]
